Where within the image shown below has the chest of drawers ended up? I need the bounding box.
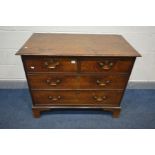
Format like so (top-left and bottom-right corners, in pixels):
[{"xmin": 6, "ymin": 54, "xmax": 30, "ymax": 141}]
[{"xmin": 16, "ymin": 33, "xmax": 141, "ymax": 118}]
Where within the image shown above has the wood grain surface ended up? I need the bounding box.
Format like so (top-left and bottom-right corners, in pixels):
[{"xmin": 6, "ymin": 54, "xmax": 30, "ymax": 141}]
[{"xmin": 16, "ymin": 33, "xmax": 141, "ymax": 57}]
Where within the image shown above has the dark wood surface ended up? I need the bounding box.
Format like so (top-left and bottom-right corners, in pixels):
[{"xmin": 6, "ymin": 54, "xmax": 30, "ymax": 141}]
[
  {"xmin": 23, "ymin": 57, "xmax": 77, "ymax": 72},
  {"xmin": 18, "ymin": 33, "xmax": 140, "ymax": 118},
  {"xmin": 27, "ymin": 74, "xmax": 129, "ymax": 90},
  {"xmin": 23, "ymin": 56, "xmax": 134, "ymax": 73},
  {"xmin": 22, "ymin": 55, "xmax": 135, "ymax": 118},
  {"xmin": 80, "ymin": 57, "xmax": 134, "ymax": 73},
  {"xmin": 16, "ymin": 33, "xmax": 141, "ymax": 57}
]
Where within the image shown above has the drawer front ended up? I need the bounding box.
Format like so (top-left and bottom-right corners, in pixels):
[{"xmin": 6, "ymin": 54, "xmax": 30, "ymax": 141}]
[
  {"xmin": 27, "ymin": 74, "xmax": 78, "ymax": 89},
  {"xmin": 28, "ymin": 74, "xmax": 128, "ymax": 90},
  {"xmin": 80, "ymin": 58, "xmax": 134, "ymax": 73},
  {"xmin": 23, "ymin": 57, "xmax": 77, "ymax": 72},
  {"xmin": 32, "ymin": 90, "xmax": 123, "ymax": 106}
]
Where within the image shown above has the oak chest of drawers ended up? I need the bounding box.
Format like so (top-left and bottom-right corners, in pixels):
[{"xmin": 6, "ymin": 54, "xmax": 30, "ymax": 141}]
[{"xmin": 16, "ymin": 33, "xmax": 141, "ymax": 118}]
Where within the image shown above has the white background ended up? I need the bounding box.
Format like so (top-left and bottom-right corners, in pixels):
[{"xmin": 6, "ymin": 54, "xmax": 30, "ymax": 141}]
[
  {"xmin": 0, "ymin": 0, "xmax": 155, "ymax": 155},
  {"xmin": 0, "ymin": 130, "xmax": 155, "ymax": 155}
]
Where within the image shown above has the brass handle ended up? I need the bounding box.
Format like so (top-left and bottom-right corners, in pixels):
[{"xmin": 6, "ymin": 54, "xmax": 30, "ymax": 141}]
[
  {"xmin": 48, "ymin": 95, "xmax": 61, "ymax": 101},
  {"xmin": 98, "ymin": 61, "xmax": 114, "ymax": 70},
  {"xmin": 93, "ymin": 96, "xmax": 107, "ymax": 102},
  {"xmin": 96, "ymin": 80, "xmax": 110, "ymax": 86},
  {"xmin": 46, "ymin": 79, "xmax": 61, "ymax": 86},
  {"xmin": 44, "ymin": 60, "xmax": 60, "ymax": 69}
]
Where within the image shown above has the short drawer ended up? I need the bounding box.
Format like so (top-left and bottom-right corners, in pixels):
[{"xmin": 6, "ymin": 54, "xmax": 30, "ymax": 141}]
[
  {"xmin": 23, "ymin": 56, "xmax": 77, "ymax": 72},
  {"xmin": 27, "ymin": 74, "xmax": 128, "ymax": 90},
  {"xmin": 32, "ymin": 90, "xmax": 123, "ymax": 106},
  {"xmin": 80, "ymin": 58, "xmax": 134, "ymax": 73}
]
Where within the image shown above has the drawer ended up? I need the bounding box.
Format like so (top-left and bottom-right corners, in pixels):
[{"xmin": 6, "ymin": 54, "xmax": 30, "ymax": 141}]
[
  {"xmin": 28, "ymin": 74, "xmax": 128, "ymax": 90},
  {"xmin": 80, "ymin": 58, "xmax": 134, "ymax": 73},
  {"xmin": 32, "ymin": 90, "xmax": 123, "ymax": 106},
  {"xmin": 23, "ymin": 56, "xmax": 77, "ymax": 72}
]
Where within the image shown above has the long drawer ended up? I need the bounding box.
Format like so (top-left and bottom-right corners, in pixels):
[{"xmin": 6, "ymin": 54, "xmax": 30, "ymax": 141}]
[
  {"xmin": 32, "ymin": 90, "xmax": 123, "ymax": 106},
  {"xmin": 27, "ymin": 74, "xmax": 129, "ymax": 89}
]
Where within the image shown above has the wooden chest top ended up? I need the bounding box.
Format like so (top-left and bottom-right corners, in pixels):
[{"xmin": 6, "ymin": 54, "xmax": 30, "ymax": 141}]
[{"xmin": 16, "ymin": 33, "xmax": 141, "ymax": 57}]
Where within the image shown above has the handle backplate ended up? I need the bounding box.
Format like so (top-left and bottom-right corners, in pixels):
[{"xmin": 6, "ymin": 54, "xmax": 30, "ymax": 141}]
[
  {"xmin": 93, "ymin": 96, "xmax": 107, "ymax": 102},
  {"xmin": 96, "ymin": 80, "xmax": 111, "ymax": 86},
  {"xmin": 48, "ymin": 95, "xmax": 61, "ymax": 101},
  {"xmin": 46, "ymin": 79, "xmax": 61, "ymax": 86},
  {"xmin": 98, "ymin": 60, "xmax": 114, "ymax": 70},
  {"xmin": 44, "ymin": 59, "xmax": 60, "ymax": 69}
]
